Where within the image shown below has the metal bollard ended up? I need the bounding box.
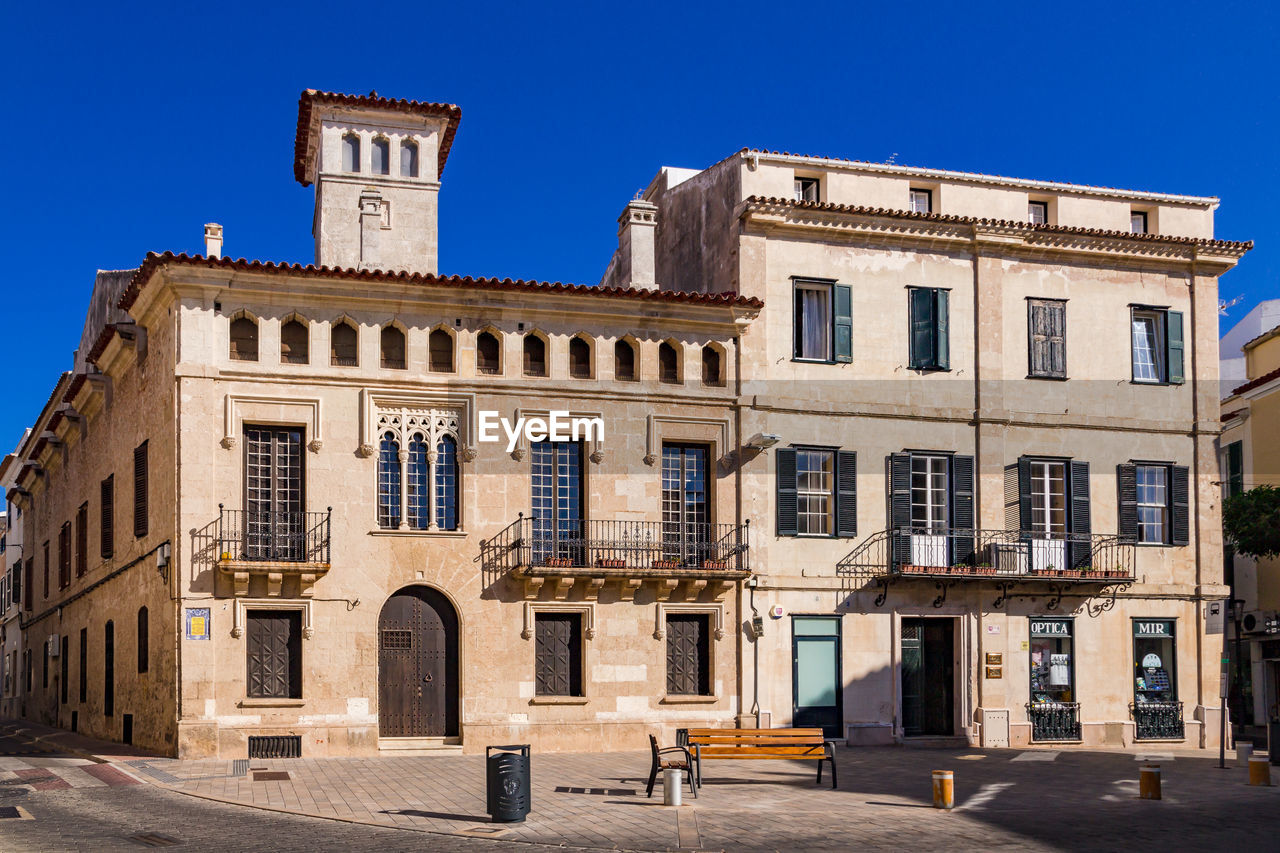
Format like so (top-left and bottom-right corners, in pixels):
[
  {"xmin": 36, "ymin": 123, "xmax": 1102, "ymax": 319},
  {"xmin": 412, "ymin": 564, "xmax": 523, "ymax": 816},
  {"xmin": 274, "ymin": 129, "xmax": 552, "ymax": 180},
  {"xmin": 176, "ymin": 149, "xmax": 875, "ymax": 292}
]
[
  {"xmin": 932, "ymin": 770, "xmax": 954, "ymax": 810},
  {"xmin": 1237, "ymin": 742, "xmax": 1254, "ymax": 767},
  {"xmin": 1248, "ymin": 755, "xmax": 1272, "ymax": 787},
  {"xmin": 1139, "ymin": 764, "xmax": 1161, "ymax": 800},
  {"xmin": 663, "ymin": 768, "xmax": 683, "ymax": 806}
]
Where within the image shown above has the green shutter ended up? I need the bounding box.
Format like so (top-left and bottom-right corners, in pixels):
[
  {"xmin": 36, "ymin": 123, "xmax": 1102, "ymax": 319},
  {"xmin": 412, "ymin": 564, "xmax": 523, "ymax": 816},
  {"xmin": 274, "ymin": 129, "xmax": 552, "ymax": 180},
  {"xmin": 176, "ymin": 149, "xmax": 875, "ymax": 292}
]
[
  {"xmin": 836, "ymin": 451, "xmax": 857, "ymax": 537},
  {"xmin": 1227, "ymin": 441, "xmax": 1243, "ymax": 498},
  {"xmin": 833, "ymin": 285, "xmax": 852, "ymax": 363},
  {"xmin": 909, "ymin": 288, "xmax": 934, "ymax": 369},
  {"xmin": 935, "ymin": 289, "xmax": 950, "ymax": 370},
  {"xmin": 1166, "ymin": 310, "xmax": 1184, "ymax": 384}
]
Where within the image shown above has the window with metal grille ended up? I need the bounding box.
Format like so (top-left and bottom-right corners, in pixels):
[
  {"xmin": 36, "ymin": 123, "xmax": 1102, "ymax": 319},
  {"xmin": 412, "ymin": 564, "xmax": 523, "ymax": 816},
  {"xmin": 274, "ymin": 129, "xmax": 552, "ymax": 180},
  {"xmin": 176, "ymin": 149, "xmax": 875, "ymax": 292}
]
[
  {"xmin": 568, "ymin": 337, "xmax": 591, "ymax": 378},
  {"xmin": 614, "ymin": 339, "xmax": 636, "ymax": 381},
  {"xmin": 476, "ymin": 331, "xmax": 501, "ymax": 375},
  {"xmin": 246, "ymin": 611, "xmax": 302, "ymax": 699},
  {"xmin": 381, "ymin": 325, "xmax": 406, "ymax": 369},
  {"xmin": 523, "ymin": 334, "xmax": 547, "ymax": 377},
  {"xmin": 534, "ymin": 613, "xmax": 582, "ymax": 696},
  {"xmin": 100, "ymin": 475, "xmax": 114, "ymax": 558},
  {"xmin": 76, "ymin": 503, "xmax": 87, "ymax": 577},
  {"xmin": 666, "ymin": 614, "xmax": 711, "ymax": 695},
  {"xmin": 381, "ymin": 629, "xmax": 413, "ymax": 650},
  {"xmin": 133, "ymin": 441, "xmax": 148, "ymax": 538},
  {"xmin": 658, "ymin": 341, "xmax": 680, "ymax": 383},
  {"xmin": 58, "ymin": 522, "xmax": 70, "ymax": 588},
  {"xmin": 137, "ymin": 607, "xmax": 149, "ymax": 674},
  {"xmin": 662, "ymin": 445, "xmax": 708, "ymax": 564},
  {"xmin": 434, "ymin": 435, "xmax": 458, "ymax": 531},
  {"xmin": 1027, "ymin": 299, "xmax": 1066, "ymax": 379},
  {"xmin": 243, "ymin": 427, "xmax": 304, "ymax": 560},
  {"xmin": 429, "ymin": 329, "xmax": 453, "ymax": 372},
  {"xmin": 531, "ymin": 441, "xmax": 584, "ymax": 565},
  {"xmin": 406, "ymin": 433, "xmax": 429, "ymax": 530},
  {"xmin": 377, "ymin": 431, "xmax": 402, "ymax": 529},
  {"xmin": 331, "ymin": 322, "xmax": 358, "ymax": 367},
  {"xmin": 281, "ymin": 319, "xmax": 309, "ymax": 364},
  {"xmin": 229, "ymin": 316, "xmax": 259, "ymax": 361}
]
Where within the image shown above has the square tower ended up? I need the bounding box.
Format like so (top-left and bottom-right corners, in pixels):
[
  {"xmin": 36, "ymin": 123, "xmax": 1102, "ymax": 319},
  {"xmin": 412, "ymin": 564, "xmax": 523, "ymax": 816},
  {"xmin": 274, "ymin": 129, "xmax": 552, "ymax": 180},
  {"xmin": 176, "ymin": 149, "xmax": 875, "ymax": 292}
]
[{"xmin": 293, "ymin": 90, "xmax": 461, "ymax": 274}]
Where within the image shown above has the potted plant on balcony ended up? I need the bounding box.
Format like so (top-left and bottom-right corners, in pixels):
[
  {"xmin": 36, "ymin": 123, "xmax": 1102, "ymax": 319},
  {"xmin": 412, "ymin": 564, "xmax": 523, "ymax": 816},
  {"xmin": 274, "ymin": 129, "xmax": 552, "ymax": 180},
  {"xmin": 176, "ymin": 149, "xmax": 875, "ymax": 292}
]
[
  {"xmin": 652, "ymin": 558, "xmax": 680, "ymax": 570},
  {"xmin": 595, "ymin": 557, "xmax": 627, "ymax": 569},
  {"xmin": 545, "ymin": 557, "xmax": 574, "ymax": 568},
  {"xmin": 971, "ymin": 562, "xmax": 996, "ymax": 576},
  {"xmin": 702, "ymin": 558, "xmax": 729, "ymax": 569}
]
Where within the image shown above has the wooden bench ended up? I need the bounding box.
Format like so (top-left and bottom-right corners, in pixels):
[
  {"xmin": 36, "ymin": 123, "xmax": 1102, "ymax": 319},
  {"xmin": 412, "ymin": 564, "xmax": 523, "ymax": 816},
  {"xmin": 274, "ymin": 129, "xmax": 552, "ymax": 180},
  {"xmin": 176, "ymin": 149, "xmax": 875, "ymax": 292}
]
[{"xmin": 686, "ymin": 728, "xmax": 837, "ymax": 789}]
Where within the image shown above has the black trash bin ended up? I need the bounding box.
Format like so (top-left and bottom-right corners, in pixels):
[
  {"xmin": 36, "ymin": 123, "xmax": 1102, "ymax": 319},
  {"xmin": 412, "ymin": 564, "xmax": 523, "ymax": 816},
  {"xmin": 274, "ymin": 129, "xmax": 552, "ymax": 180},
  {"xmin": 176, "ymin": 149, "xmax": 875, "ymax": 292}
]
[{"xmin": 486, "ymin": 744, "xmax": 531, "ymax": 822}]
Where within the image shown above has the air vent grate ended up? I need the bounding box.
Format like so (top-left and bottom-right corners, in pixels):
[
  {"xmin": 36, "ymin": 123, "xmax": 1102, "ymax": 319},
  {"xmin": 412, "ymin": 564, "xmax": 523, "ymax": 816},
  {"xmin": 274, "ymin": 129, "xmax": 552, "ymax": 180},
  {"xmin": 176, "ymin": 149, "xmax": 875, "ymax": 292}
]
[{"xmin": 247, "ymin": 735, "xmax": 301, "ymax": 759}]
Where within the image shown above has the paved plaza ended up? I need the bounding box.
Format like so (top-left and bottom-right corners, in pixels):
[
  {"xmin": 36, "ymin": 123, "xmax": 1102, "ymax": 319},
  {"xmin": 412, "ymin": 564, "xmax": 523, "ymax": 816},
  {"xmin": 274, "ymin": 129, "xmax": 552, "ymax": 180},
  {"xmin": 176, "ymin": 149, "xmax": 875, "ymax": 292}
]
[{"xmin": 3, "ymin": 720, "xmax": 1280, "ymax": 851}]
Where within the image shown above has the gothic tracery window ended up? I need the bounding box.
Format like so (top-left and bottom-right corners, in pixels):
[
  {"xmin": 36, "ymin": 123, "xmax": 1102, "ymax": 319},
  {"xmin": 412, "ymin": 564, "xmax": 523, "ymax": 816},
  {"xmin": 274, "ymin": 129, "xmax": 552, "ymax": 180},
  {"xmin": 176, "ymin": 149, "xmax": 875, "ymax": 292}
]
[{"xmin": 374, "ymin": 407, "xmax": 461, "ymax": 531}]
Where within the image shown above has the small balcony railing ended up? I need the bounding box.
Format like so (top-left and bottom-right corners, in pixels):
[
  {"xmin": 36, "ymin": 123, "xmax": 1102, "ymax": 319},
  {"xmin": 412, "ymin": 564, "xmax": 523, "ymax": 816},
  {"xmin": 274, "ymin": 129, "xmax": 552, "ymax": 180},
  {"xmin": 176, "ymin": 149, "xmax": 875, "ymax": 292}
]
[
  {"xmin": 216, "ymin": 505, "xmax": 331, "ymax": 566},
  {"xmin": 1027, "ymin": 702, "xmax": 1082, "ymax": 741},
  {"xmin": 481, "ymin": 515, "xmax": 749, "ymax": 575},
  {"xmin": 839, "ymin": 527, "xmax": 1134, "ymax": 580},
  {"xmin": 1131, "ymin": 701, "xmax": 1185, "ymax": 740}
]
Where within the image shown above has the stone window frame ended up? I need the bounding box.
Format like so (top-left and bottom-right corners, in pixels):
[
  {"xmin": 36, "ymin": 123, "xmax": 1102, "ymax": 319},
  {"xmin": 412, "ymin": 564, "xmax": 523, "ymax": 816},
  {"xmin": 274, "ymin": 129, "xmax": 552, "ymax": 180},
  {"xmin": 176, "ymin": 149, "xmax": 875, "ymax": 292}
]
[
  {"xmin": 372, "ymin": 405, "xmax": 463, "ymax": 533},
  {"xmin": 523, "ymin": 601, "xmax": 594, "ymax": 705},
  {"xmin": 654, "ymin": 602, "xmax": 724, "ymax": 704}
]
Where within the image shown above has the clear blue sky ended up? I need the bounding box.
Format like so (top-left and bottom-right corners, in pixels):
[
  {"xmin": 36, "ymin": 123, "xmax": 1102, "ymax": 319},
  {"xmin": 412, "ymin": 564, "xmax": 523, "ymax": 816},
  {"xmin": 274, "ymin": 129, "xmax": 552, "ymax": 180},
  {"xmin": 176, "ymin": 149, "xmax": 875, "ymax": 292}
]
[{"xmin": 1, "ymin": 0, "xmax": 1275, "ymax": 450}]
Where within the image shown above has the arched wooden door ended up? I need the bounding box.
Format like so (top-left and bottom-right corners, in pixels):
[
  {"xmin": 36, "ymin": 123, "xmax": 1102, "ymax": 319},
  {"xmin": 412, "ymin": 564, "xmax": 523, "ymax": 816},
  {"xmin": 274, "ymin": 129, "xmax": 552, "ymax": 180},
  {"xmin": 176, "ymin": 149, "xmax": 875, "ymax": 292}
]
[{"xmin": 378, "ymin": 586, "xmax": 459, "ymax": 738}]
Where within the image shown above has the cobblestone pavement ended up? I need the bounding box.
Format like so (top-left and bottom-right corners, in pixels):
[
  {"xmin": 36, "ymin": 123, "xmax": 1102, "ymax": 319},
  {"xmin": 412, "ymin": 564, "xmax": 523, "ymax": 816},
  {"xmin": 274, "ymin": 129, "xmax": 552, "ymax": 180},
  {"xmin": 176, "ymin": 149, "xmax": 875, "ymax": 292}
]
[{"xmin": 3, "ymin": 719, "xmax": 1280, "ymax": 852}]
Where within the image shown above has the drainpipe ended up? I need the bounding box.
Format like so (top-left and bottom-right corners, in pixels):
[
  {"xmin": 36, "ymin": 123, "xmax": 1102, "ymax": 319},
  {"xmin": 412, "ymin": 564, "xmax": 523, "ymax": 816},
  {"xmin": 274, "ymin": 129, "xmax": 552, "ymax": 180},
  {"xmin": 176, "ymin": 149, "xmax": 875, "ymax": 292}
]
[{"xmin": 1189, "ymin": 263, "xmax": 1206, "ymax": 734}]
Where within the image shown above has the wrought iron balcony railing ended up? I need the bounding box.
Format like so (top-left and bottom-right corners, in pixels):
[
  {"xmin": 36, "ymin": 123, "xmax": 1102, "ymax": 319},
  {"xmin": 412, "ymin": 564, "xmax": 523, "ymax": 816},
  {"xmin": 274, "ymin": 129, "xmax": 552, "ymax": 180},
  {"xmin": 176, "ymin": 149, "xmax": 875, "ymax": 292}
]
[
  {"xmin": 838, "ymin": 527, "xmax": 1135, "ymax": 580},
  {"xmin": 1131, "ymin": 701, "xmax": 1185, "ymax": 740},
  {"xmin": 216, "ymin": 505, "xmax": 332, "ymax": 565},
  {"xmin": 481, "ymin": 515, "xmax": 749, "ymax": 574},
  {"xmin": 1027, "ymin": 701, "xmax": 1082, "ymax": 741}
]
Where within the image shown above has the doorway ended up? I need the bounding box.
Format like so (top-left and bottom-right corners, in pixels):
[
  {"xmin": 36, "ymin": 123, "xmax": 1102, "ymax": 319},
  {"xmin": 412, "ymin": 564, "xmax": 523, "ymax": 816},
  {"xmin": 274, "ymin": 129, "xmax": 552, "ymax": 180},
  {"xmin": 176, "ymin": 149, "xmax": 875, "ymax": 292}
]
[
  {"xmin": 901, "ymin": 617, "xmax": 955, "ymax": 737},
  {"xmin": 792, "ymin": 616, "xmax": 843, "ymax": 738},
  {"xmin": 378, "ymin": 586, "xmax": 459, "ymax": 738}
]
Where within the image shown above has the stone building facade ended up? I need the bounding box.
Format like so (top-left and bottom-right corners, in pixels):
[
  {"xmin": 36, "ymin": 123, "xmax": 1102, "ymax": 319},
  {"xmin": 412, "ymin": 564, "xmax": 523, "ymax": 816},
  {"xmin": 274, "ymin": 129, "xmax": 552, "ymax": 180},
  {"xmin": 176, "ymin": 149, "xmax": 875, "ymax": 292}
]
[
  {"xmin": 1220, "ymin": 321, "xmax": 1280, "ymax": 729},
  {"xmin": 5, "ymin": 89, "xmax": 1249, "ymax": 756}
]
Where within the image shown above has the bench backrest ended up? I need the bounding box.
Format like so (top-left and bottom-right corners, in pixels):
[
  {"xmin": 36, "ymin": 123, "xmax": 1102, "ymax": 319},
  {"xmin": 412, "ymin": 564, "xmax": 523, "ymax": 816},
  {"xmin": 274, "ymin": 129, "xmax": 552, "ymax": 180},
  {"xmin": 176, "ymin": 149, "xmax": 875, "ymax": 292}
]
[{"xmin": 686, "ymin": 728, "xmax": 826, "ymax": 747}]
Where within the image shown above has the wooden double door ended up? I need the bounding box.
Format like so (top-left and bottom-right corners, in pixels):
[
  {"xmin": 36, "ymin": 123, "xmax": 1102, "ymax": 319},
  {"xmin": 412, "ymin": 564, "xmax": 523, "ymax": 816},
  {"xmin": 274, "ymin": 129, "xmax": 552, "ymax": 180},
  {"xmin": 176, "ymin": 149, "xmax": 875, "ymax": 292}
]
[{"xmin": 378, "ymin": 587, "xmax": 459, "ymax": 738}]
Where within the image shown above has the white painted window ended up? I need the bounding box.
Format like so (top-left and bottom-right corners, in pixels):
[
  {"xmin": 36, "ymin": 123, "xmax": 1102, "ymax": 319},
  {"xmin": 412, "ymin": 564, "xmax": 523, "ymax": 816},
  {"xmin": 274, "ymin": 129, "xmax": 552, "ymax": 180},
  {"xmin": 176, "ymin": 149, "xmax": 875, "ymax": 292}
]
[
  {"xmin": 796, "ymin": 449, "xmax": 834, "ymax": 536},
  {"xmin": 910, "ymin": 455, "xmax": 948, "ymax": 531},
  {"xmin": 1136, "ymin": 465, "xmax": 1168, "ymax": 544},
  {"xmin": 909, "ymin": 188, "xmax": 932, "ymax": 214},
  {"xmin": 794, "ymin": 282, "xmax": 831, "ymax": 361},
  {"xmin": 1028, "ymin": 201, "xmax": 1048, "ymax": 225},
  {"xmin": 1130, "ymin": 210, "xmax": 1148, "ymax": 234},
  {"xmin": 794, "ymin": 178, "xmax": 819, "ymax": 202},
  {"xmin": 1030, "ymin": 461, "xmax": 1067, "ymax": 536},
  {"xmin": 1131, "ymin": 311, "xmax": 1163, "ymax": 383}
]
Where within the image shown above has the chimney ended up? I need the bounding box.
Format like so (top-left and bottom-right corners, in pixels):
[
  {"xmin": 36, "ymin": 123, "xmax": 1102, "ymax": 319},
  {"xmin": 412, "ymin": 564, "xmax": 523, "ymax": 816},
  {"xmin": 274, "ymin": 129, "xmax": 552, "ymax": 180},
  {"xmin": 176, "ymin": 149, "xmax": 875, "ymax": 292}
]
[
  {"xmin": 204, "ymin": 223, "xmax": 223, "ymax": 259},
  {"xmin": 615, "ymin": 199, "xmax": 658, "ymax": 290}
]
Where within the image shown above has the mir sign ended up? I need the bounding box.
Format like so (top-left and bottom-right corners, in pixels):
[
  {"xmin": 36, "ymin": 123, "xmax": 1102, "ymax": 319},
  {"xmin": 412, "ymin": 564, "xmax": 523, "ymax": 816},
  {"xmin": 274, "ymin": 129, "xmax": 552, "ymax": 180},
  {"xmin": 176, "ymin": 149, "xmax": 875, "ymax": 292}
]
[{"xmin": 1134, "ymin": 621, "xmax": 1171, "ymax": 637}]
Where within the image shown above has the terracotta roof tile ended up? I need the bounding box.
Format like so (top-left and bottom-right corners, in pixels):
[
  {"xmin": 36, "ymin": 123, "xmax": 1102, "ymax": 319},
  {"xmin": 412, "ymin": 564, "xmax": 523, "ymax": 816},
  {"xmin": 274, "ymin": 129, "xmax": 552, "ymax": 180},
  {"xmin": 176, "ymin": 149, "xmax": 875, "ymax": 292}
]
[
  {"xmin": 1221, "ymin": 409, "xmax": 1246, "ymax": 422},
  {"xmin": 118, "ymin": 253, "xmax": 763, "ymax": 314},
  {"xmin": 1231, "ymin": 365, "xmax": 1280, "ymax": 397},
  {"xmin": 86, "ymin": 324, "xmax": 119, "ymax": 367},
  {"xmin": 744, "ymin": 196, "xmax": 1253, "ymax": 253},
  {"xmin": 63, "ymin": 374, "xmax": 87, "ymax": 405},
  {"xmin": 294, "ymin": 89, "xmax": 462, "ymax": 186}
]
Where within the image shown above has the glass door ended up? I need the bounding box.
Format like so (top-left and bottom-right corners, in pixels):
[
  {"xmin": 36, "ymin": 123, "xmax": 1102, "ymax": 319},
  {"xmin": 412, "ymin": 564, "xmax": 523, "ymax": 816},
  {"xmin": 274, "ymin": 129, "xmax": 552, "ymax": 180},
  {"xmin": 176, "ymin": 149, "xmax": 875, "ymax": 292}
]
[
  {"xmin": 531, "ymin": 441, "xmax": 584, "ymax": 565},
  {"xmin": 793, "ymin": 616, "xmax": 842, "ymax": 739},
  {"xmin": 1029, "ymin": 461, "xmax": 1067, "ymax": 573},
  {"xmin": 662, "ymin": 444, "xmax": 709, "ymax": 566}
]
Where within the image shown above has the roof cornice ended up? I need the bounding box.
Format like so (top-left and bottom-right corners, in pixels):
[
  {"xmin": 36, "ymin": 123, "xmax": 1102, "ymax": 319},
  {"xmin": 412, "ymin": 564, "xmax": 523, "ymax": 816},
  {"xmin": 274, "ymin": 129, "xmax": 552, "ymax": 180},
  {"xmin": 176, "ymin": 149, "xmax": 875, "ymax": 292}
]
[{"xmin": 740, "ymin": 150, "xmax": 1219, "ymax": 206}]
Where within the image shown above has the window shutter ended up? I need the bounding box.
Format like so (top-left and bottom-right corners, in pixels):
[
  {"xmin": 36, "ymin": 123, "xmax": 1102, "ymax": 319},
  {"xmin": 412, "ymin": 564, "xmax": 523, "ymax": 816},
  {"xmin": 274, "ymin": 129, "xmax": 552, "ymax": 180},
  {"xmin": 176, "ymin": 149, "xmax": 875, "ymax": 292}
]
[
  {"xmin": 1017, "ymin": 457, "xmax": 1033, "ymax": 531},
  {"xmin": 889, "ymin": 453, "xmax": 912, "ymax": 567},
  {"xmin": 1166, "ymin": 310, "xmax": 1184, "ymax": 384},
  {"xmin": 1227, "ymin": 441, "xmax": 1243, "ymax": 497},
  {"xmin": 935, "ymin": 289, "xmax": 950, "ymax": 370},
  {"xmin": 133, "ymin": 442, "xmax": 148, "ymax": 539},
  {"xmin": 1171, "ymin": 465, "xmax": 1190, "ymax": 546},
  {"xmin": 836, "ymin": 450, "xmax": 857, "ymax": 537},
  {"xmin": 1028, "ymin": 302, "xmax": 1047, "ymax": 376},
  {"xmin": 1068, "ymin": 461, "xmax": 1091, "ymax": 568},
  {"xmin": 100, "ymin": 475, "xmax": 114, "ymax": 559},
  {"xmin": 1117, "ymin": 464, "xmax": 1138, "ymax": 539},
  {"xmin": 775, "ymin": 449, "xmax": 798, "ymax": 537},
  {"xmin": 833, "ymin": 285, "xmax": 853, "ymax": 363},
  {"xmin": 909, "ymin": 288, "xmax": 934, "ymax": 369},
  {"xmin": 1049, "ymin": 301, "xmax": 1066, "ymax": 377},
  {"xmin": 950, "ymin": 455, "xmax": 975, "ymax": 563}
]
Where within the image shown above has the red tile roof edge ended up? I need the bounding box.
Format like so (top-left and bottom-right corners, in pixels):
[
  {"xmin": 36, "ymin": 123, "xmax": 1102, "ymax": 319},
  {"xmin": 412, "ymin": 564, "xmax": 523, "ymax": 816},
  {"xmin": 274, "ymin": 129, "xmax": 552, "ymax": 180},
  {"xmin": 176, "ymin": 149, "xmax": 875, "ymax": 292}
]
[
  {"xmin": 1241, "ymin": 322, "xmax": 1280, "ymax": 352},
  {"xmin": 86, "ymin": 324, "xmax": 119, "ymax": 367},
  {"xmin": 1221, "ymin": 409, "xmax": 1246, "ymax": 422},
  {"xmin": 1231, "ymin": 365, "xmax": 1280, "ymax": 397},
  {"xmin": 744, "ymin": 196, "xmax": 1253, "ymax": 252},
  {"xmin": 294, "ymin": 90, "xmax": 462, "ymax": 186},
  {"xmin": 118, "ymin": 253, "xmax": 764, "ymax": 314},
  {"xmin": 63, "ymin": 374, "xmax": 87, "ymax": 405}
]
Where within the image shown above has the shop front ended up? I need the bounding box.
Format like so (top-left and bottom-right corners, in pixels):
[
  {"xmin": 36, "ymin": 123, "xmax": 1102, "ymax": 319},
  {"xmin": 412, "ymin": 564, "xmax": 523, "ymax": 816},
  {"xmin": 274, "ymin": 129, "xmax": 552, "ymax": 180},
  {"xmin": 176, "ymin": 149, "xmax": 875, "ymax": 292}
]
[
  {"xmin": 1027, "ymin": 618, "xmax": 1080, "ymax": 741},
  {"xmin": 1132, "ymin": 619, "xmax": 1184, "ymax": 740}
]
